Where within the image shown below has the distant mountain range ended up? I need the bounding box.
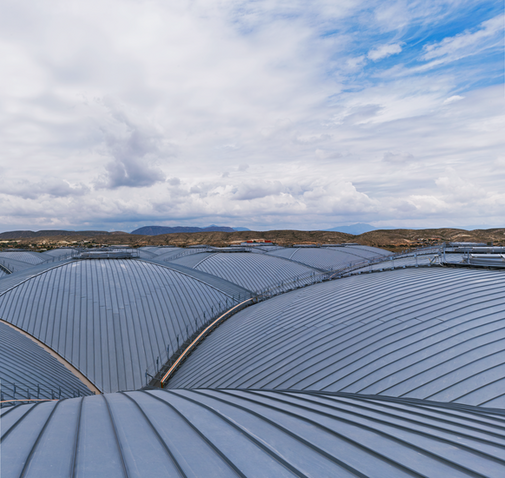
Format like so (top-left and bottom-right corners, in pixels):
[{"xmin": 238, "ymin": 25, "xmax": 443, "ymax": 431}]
[{"xmin": 326, "ymin": 224, "xmax": 378, "ymax": 235}]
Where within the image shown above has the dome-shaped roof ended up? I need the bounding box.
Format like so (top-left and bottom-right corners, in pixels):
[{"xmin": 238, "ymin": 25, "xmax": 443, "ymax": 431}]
[{"xmin": 168, "ymin": 267, "xmax": 505, "ymax": 408}]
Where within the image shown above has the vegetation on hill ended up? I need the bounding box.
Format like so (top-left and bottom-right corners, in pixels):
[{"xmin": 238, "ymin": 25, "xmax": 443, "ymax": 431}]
[{"xmin": 0, "ymin": 228, "xmax": 503, "ymax": 252}]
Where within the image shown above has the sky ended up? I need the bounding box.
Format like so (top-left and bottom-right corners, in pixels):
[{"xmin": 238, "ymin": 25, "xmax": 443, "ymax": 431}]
[{"xmin": 0, "ymin": 0, "xmax": 503, "ymax": 233}]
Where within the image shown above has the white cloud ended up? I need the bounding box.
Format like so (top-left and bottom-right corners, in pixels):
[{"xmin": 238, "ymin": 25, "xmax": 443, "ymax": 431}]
[
  {"xmin": 382, "ymin": 151, "xmax": 414, "ymax": 163},
  {"xmin": 443, "ymin": 95, "xmax": 464, "ymax": 105},
  {"xmin": 368, "ymin": 43, "xmax": 403, "ymax": 61},
  {"xmin": 422, "ymin": 14, "xmax": 504, "ymax": 63},
  {"xmin": 0, "ymin": 1, "xmax": 503, "ymax": 231}
]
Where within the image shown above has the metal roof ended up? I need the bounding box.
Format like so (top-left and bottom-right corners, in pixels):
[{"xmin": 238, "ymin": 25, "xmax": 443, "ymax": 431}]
[
  {"xmin": 170, "ymin": 251, "xmax": 216, "ymax": 268},
  {"xmin": 0, "ymin": 259, "xmax": 244, "ymax": 393},
  {"xmin": 43, "ymin": 248, "xmax": 76, "ymax": 258},
  {"xmin": 0, "ymin": 321, "xmax": 93, "ymax": 401},
  {"xmin": 172, "ymin": 252, "xmax": 320, "ymax": 293},
  {"xmin": 1, "ymin": 389, "xmax": 504, "ymax": 478},
  {"xmin": 168, "ymin": 267, "xmax": 505, "ymax": 407},
  {"xmin": 0, "ymin": 256, "xmax": 41, "ymax": 274},
  {"xmin": 0, "ymin": 251, "xmax": 47, "ymax": 266},
  {"xmin": 326, "ymin": 244, "xmax": 393, "ymax": 258},
  {"xmin": 266, "ymin": 246, "xmax": 387, "ymax": 271},
  {"xmin": 144, "ymin": 258, "xmax": 254, "ymax": 298},
  {"xmin": 139, "ymin": 246, "xmax": 181, "ymax": 255}
]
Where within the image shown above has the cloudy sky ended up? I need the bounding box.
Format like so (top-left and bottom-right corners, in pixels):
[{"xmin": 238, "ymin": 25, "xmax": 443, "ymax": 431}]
[{"xmin": 0, "ymin": 0, "xmax": 503, "ymax": 232}]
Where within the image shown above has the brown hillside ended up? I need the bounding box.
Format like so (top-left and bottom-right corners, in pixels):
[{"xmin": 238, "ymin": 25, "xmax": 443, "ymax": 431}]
[{"xmin": 1, "ymin": 228, "xmax": 503, "ymax": 252}]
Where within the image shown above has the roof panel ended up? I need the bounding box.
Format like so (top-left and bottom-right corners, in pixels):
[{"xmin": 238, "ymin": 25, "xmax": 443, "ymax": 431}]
[
  {"xmin": 173, "ymin": 252, "xmax": 319, "ymax": 293},
  {"xmin": 168, "ymin": 268, "xmax": 505, "ymax": 406},
  {"xmin": 2, "ymin": 390, "xmax": 504, "ymax": 478},
  {"xmin": 0, "ymin": 259, "xmax": 243, "ymax": 393},
  {"xmin": 0, "ymin": 321, "xmax": 93, "ymax": 401}
]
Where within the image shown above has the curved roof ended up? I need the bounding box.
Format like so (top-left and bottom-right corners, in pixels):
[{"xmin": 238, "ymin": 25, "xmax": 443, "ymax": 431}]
[
  {"xmin": 139, "ymin": 246, "xmax": 182, "ymax": 256},
  {"xmin": 1, "ymin": 389, "xmax": 503, "ymax": 478},
  {"xmin": 0, "ymin": 256, "xmax": 41, "ymax": 273},
  {"xmin": 325, "ymin": 244, "xmax": 392, "ymax": 258},
  {"xmin": 168, "ymin": 267, "xmax": 505, "ymax": 407},
  {"xmin": 0, "ymin": 251, "xmax": 47, "ymax": 266},
  {"xmin": 0, "ymin": 267, "xmax": 9, "ymax": 279},
  {"xmin": 0, "ymin": 259, "xmax": 243, "ymax": 393},
  {"xmin": 0, "ymin": 321, "xmax": 93, "ymax": 401},
  {"xmin": 266, "ymin": 246, "xmax": 387, "ymax": 271},
  {"xmin": 42, "ymin": 248, "xmax": 75, "ymax": 259},
  {"xmin": 171, "ymin": 252, "xmax": 320, "ymax": 293}
]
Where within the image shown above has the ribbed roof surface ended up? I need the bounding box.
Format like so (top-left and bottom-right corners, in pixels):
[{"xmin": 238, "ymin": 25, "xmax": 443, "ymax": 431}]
[
  {"xmin": 170, "ymin": 251, "xmax": 215, "ymax": 268},
  {"xmin": 172, "ymin": 252, "xmax": 319, "ymax": 293},
  {"xmin": 169, "ymin": 267, "xmax": 505, "ymax": 407},
  {"xmin": 0, "ymin": 259, "xmax": 241, "ymax": 393},
  {"xmin": 266, "ymin": 247, "xmax": 386, "ymax": 271},
  {"xmin": 0, "ymin": 267, "xmax": 8, "ymax": 278},
  {"xmin": 0, "ymin": 256, "xmax": 40, "ymax": 273},
  {"xmin": 43, "ymin": 248, "xmax": 75, "ymax": 258},
  {"xmin": 0, "ymin": 322, "xmax": 93, "ymax": 401},
  {"xmin": 145, "ymin": 259, "xmax": 254, "ymax": 298},
  {"xmin": 0, "ymin": 251, "xmax": 47, "ymax": 266},
  {"xmin": 326, "ymin": 245, "xmax": 392, "ymax": 258},
  {"xmin": 139, "ymin": 246, "xmax": 182, "ymax": 256},
  {"xmin": 2, "ymin": 389, "xmax": 504, "ymax": 478},
  {"xmin": 159, "ymin": 247, "xmax": 210, "ymax": 262}
]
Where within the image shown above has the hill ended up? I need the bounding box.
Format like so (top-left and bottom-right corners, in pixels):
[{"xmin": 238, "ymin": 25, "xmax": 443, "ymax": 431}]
[{"xmin": 0, "ymin": 228, "xmax": 503, "ymax": 251}]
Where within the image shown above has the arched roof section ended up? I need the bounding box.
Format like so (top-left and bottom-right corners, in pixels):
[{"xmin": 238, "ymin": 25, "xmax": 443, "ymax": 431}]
[
  {"xmin": 1, "ymin": 389, "xmax": 503, "ymax": 478},
  {"xmin": 0, "ymin": 321, "xmax": 94, "ymax": 401},
  {"xmin": 43, "ymin": 248, "xmax": 76, "ymax": 259},
  {"xmin": 0, "ymin": 259, "xmax": 244, "ymax": 393},
  {"xmin": 140, "ymin": 246, "xmax": 182, "ymax": 256},
  {"xmin": 173, "ymin": 252, "xmax": 320, "ymax": 293},
  {"xmin": 0, "ymin": 251, "xmax": 47, "ymax": 266},
  {"xmin": 266, "ymin": 247, "xmax": 381, "ymax": 271},
  {"xmin": 168, "ymin": 268, "xmax": 505, "ymax": 408},
  {"xmin": 0, "ymin": 256, "xmax": 42, "ymax": 274},
  {"xmin": 326, "ymin": 245, "xmax": 393, "ymax": 258},
  {"xmin": 170, "ymin": 251, "xmax": 215, "ymax": 268},
  {"xmin": 144, "ymin": 258, "xmax": 253, "ymax": 297}
]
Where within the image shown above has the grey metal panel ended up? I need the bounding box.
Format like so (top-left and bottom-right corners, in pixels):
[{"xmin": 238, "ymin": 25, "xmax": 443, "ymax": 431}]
[
  {"xmin": 0, "ymin": 268, "xmax": 8, "ymax": 279},
  {"xmin": 0, "ymin": 322, "xmax": 92, "ymax": 400},
  {"xmin": 267, "ymin": 247, "xmax": 380, "ymax": 271},
  {"xmin": 188, "ymin": 252, "xmax": 319, "ymax": 293},
  {"xmin": 1, "ymin": 389, "xmax": 504, "ymax": 478},
  {"xmin": 139, "ymin": 246, "xmax": 182, "ymax": 256},
  {"xmin": 137, "ymin": 249, "xmax": 157, "ymax": 259},
  {"xmin": 0, "ymin": 259, "xmax": 241, "ymax": 393},
  {"xmin": 0, "ymin": 251, "xmax": 47, "ymax": 266},
  {"xmin": 43, "ymin": 248, "xmax": 75, "ymax": 258},
  {"xmin": 327, "ymin": 245, "xmax": 392, "ymax": 259},
  {"xmin": 170, "ymin": 251, "xmax": 215, "ymax": 268},
  {"xmin": 169, "ymin": 268, "xmax": 505, "ymax": 407},
  {"xmin": 0, "ymin": 261, "xmax": 75, "ymax": 294},
  {"xmin": 158, "ymin": 247, "xmax": 211, "ymax": 262},
  {"xmin": 0, "ymin": 256, "xmax": 39, "ymax": 273},
  {"xmin": 144, "ymin": 258, "xmax": 254, "ymax": 298}
]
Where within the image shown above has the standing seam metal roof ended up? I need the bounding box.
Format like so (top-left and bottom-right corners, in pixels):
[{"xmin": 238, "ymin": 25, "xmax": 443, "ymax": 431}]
[
  {"xmin": 266, "ymin": 247, "xmax": 385, "ymax": 271},
  {"xmin": 0, "ymin": 259, "xmax": 242, "ymax": 393},
  {"xmin": 1, "ymin": 389, "xmax": 504, "ymax": 478},
  {"xmin": 172, "ymin": 252, "xmax": 320, "ymax": 293},
  {"xmin": 0, "ymin": 321, "xmax": 93, "ymax": 400},
  {"xmin": 168, "ymin": 267, "xmax": 505, "ymax": 407}
]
